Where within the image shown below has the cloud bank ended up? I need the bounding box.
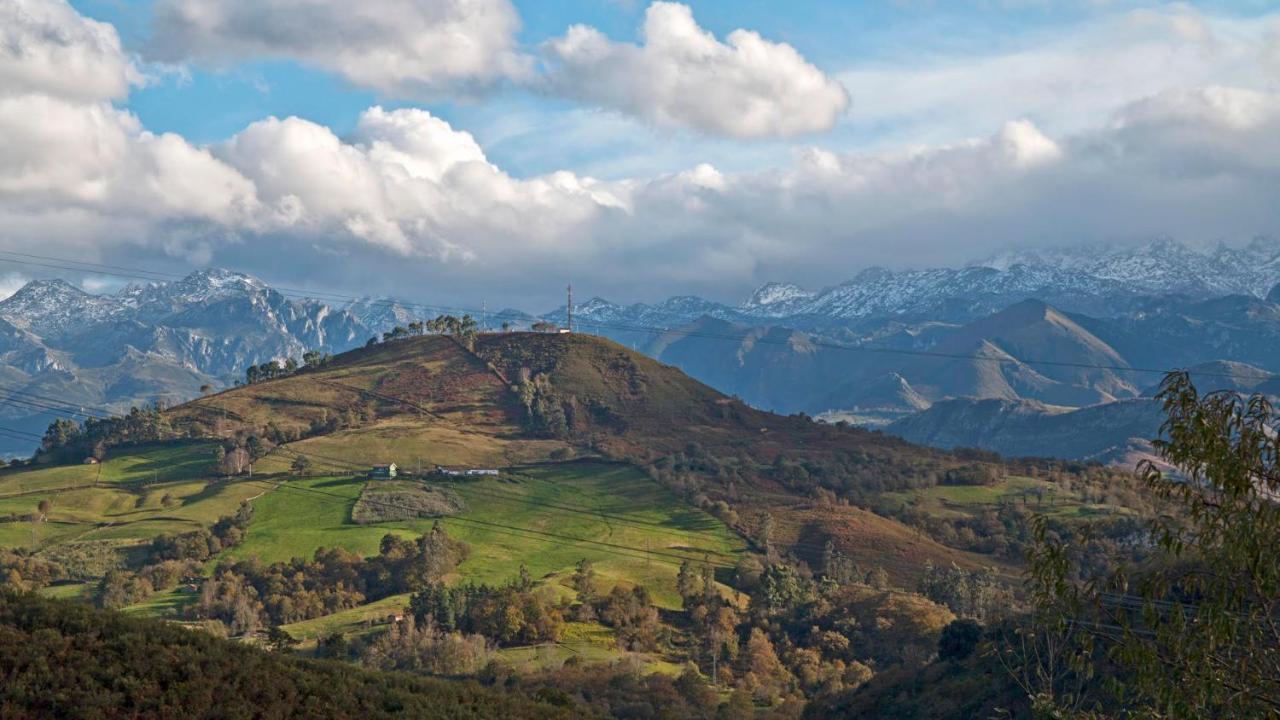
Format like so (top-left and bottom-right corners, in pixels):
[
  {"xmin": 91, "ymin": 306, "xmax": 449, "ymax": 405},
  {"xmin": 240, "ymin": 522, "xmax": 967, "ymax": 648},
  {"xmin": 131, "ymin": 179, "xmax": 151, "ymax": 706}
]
[{"xmin": 1, "ymin": 0, "xmax": 1279, "ymax": 308}]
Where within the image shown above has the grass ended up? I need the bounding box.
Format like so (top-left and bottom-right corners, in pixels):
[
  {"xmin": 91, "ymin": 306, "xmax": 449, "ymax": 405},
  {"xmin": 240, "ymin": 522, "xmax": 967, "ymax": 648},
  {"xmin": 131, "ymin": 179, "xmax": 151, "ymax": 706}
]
[
  {"xmin": 0, "ymin": 479, "xmax": 268, "ymax": 550},
  {"xmin": 122, "ymin": 585, "xmax": 199, "ymax": 619},
  {"xmin": 37, "ymin": 581, "xmax": 93, "ymax": 601},
  {"xmin": 0, "ymin": 442, "xmax": 217, "ymax": 497},
  {"xmin": 881, "ymin": 475, "xmax": 1125, "ymax": 522},
  {"xmin": 251, "ymin": 419, "xmax": 569, "ymax": 476},
  {"xmin": 436, "ymin": 463, "xmax": 741, "ymax": 609},
  {"xmin": 282, "ymin": 593, "xmax": 414, "ymax": 642},
  {"xmin": 226, "ymin": 462, "xmax": 741, "ymax": 611},
  {"xmin": 496, "ymin": 622, "xmax": 683, "ymax": 676}
]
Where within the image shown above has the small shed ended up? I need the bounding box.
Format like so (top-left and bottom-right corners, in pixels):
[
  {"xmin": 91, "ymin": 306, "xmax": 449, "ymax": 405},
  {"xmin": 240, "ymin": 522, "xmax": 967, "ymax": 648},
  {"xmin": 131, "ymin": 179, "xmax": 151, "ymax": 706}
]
[{"xmin": 370, "ymin": 463, "xmax": 398, "ymax": 479}]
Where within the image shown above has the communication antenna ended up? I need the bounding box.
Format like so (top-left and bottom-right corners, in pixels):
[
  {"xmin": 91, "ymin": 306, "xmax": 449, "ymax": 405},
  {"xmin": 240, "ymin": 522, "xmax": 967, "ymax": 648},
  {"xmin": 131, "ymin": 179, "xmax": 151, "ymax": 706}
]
[{"xmin": 566, "ymin": 283, "xmax": 573, "ymax": 333}]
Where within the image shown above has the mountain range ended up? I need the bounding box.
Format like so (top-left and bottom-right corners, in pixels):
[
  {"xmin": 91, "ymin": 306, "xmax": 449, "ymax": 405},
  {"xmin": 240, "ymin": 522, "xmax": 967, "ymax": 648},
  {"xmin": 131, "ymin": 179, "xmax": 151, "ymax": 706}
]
[{"xmin": 0, "ymin": 237, "xmax": 1276, "ymax": 459}]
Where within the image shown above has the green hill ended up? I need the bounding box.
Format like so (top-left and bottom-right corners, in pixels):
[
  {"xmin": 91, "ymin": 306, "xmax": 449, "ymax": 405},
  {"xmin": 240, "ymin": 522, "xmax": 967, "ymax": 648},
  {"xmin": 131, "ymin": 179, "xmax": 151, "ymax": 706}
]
[
  {"xmin": 165, "ymin": 332, "xmax": 1011, "ymax": 580},
  {"xmin": 0, "ymin": 330, "xmax": 1147, "ymax": 718}
]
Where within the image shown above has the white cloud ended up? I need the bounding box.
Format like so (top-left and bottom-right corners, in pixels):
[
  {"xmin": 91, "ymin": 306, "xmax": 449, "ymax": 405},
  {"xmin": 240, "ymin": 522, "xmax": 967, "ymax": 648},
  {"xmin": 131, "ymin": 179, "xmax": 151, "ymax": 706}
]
[
  {"xmin": 0, "ymin": 273, "xmax": 30, "ymax": 301},
  {"xmin": 836, "ymin": 6, "xmax": 1279, "ymax": 146},
  {"xmin": 540, "ymin": 2, "xmax": 849, "ymax": 138},
  {"xmin": 1, "ymin": 0, "xmax": 1279, "ymax": 308},
  {"xmin": 1, "ymin": 0, "xmax": 137, "ymax": 102},
  {"xmin": 146, "ymin": 0, "xmax": 530, "ymax": 95}
]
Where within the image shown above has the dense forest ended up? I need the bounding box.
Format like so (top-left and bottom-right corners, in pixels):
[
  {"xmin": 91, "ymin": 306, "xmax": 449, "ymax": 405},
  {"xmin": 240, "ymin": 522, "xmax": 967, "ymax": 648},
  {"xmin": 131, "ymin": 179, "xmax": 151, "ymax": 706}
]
[{"xmin": 0, "ymin": 591, "xmax": 581, "ymax": 720}]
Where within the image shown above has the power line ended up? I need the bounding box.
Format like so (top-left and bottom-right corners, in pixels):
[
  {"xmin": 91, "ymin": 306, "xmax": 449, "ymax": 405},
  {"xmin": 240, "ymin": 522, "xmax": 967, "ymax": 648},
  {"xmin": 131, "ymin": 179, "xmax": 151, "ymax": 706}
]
[
  {"xmin": 0, "ymin": 382, "xmax": 112, "ymax": 419},
  {"xmin": 0, "ymin": 424, "xmax": 45, "ymax": 440},
  {"xmin": 0, "ymin": 250, "xmax": 1271, "ymax": 382}
]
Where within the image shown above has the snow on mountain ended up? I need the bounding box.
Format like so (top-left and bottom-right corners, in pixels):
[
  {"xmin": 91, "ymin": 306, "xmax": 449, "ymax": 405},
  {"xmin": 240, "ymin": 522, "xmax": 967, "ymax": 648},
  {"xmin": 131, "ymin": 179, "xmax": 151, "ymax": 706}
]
[
  {"xmin": 343, "ymin": 297, "xmax": 423, "ymax": 334},
  {"xmin": 533, "ymin": 238, "xmax": 1280, "ymax": 338},
  {"xmin": 0, "ymin": 279, "xmax": 120, "ymax": 337},
  {"xmin": 976, "ymin": 237, "xmax": 1280, "ymax": 298},
  {"xmin": 739, "ymin": 282, "xmax": 815, "ymax": 317}
]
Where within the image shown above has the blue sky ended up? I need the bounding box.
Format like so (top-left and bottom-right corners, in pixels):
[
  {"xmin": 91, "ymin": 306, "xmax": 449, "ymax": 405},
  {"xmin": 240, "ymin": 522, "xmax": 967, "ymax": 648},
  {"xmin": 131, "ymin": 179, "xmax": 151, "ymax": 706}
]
[
  {"xmin": 3, "ymin": 0, "xmax": 1279, "ymax": 307},
  {"xmin": 71, "ymin": 0, "xmax": 1271, "ymax": 177}
]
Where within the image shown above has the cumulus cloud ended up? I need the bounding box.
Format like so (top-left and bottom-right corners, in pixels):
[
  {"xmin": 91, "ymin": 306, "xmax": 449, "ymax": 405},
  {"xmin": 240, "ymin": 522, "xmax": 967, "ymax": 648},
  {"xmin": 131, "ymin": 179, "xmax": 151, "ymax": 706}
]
[
  {"xmin": 541, "ymin": 2, "xmax": 849, "ymax": 138},
  {"xmin": 146, "ymin": 0, "xmax": 529, "ymax": 95},
  {"xmin": 1, "ymin": 0, "xmax": 1280, "ymax": 308},
  {"xmin": 1, "ymin": 0, "xmax": 137, "ymax": 101}
]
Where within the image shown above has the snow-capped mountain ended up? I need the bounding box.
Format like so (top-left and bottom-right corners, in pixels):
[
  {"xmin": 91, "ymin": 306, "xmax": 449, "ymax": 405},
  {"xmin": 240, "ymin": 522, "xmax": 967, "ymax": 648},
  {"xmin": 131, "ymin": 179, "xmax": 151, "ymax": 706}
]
[
  {"xmin": 559, "ymin": 237, "xmax": 1280, "ymax": 330},
  {"xmin": 976, "ymin": 237, "xmax": 1280, "ymax": 298},
  {"xmin": 0, "ymin": 270, "xmax": 419, "ymax": 455}
]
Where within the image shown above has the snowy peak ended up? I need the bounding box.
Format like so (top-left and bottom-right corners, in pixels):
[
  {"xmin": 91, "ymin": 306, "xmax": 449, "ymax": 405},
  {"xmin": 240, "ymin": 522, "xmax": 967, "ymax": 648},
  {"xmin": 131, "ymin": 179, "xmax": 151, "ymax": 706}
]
[
  {"xmin": 976, "ymin": 237, "xmax": 1280, "ymax": 298},
  {"xmin": 343, "ymin": 297, "xmax": 422, "ymax": 332},
  {"xmin": 741, "ymin": 282, "xmax": 814, "ymax": 314},
  {"xmin": 0, "ymin": 278, "xmax": 116, "ymax": 335}
]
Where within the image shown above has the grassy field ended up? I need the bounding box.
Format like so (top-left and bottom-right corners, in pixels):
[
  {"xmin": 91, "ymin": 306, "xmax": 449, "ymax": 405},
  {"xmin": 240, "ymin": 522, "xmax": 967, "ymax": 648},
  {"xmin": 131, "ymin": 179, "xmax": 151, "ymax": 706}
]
[
  {"xmin": 0, "ymin": 443, "xmax": 267, "ymax": 563},
  {"xmin": 226, "ymin": 462, "xmax": 742, "ymax": 610},
  {"xmin": 0, "ymin": 442, "xmax": 218, "ymax": 497},
  {"xmin": 282, "ymin": 593, "xmax": 414, "ymax": 643},
  {"xmin": 440, "ymin": 463, "xmax": 742, "ymax": 608},
  {"xmin": 493, "ymin": 621, "xmax": 684, "ymax": 675},
  {"xmin": 251, "ymin": 418, "xmax": 570, "ymax": 475},
  {"xmin": 881, "ymin": 475, "xmax": 1130, "ymax": 522}
]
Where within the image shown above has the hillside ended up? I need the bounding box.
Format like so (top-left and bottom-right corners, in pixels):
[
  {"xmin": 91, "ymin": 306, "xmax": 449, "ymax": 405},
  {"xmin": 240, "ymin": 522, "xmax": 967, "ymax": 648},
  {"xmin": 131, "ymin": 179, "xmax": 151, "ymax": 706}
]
[
  {"xmin": 165, "ymin": 331, "xmax": 1006, "ymax": 582},
  {"xmin": 0, "ymin": 330, "xmax": 1150, "ymax": 718},
  {"xmin": 885, "ymin": 398, "xmax": 1166, "ymax": 462},
  {"xmin": 0, "ymin": 591, "xmax": 580, "ymax": 719}
]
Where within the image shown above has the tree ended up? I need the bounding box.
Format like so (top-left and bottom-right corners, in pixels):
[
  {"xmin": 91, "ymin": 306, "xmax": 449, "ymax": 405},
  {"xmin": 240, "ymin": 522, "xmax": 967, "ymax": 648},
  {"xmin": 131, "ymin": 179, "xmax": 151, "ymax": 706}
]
[
  {"xmin": 516, "ymin": 563, "xmax": 533, "ymax": 592},
  {"xmin": 245, "ymin": 435, "xmax": 266, "ymax": 461},
  {"xmin": 1027, "ymin": 372, "xmax": 1280, "ymax": 717},
  {"xmin": 571, "ymin": 559, "xmax": 598, "ymax": 611},
  {"xmin": 938, "ymin": 618, "xmax": 982, "ymax": 661},
  {"xmin": 317, "ymin": 632, "xmax": 349, "ymax": 660},
  {"xmin": 755, "ymin": 512, "xmax": 774, "ymax": 552},
  {"xmin": 266, "ymin": 625, "xmax": 298, "ymax": 653},
  {"xmin": 677, "ymin": 560, "xmax": 701, "ymax": 607},
  {"xmin": 290, "ymin": 454, "xmax": 312, "ymax": 476}
]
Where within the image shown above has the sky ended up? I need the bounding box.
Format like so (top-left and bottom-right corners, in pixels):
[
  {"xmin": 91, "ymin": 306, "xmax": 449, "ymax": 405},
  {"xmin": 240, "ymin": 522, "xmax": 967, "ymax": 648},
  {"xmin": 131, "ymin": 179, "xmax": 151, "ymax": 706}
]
[{"xmin": 1, "ymin": 0, "xmax": 1279, "ymax": 309}]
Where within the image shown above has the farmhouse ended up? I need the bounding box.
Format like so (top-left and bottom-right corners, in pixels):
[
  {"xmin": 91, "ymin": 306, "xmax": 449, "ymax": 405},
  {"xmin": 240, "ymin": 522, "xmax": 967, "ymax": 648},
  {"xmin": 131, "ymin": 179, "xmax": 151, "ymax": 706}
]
[{"xmin": 369, "ymin": 463, "xmax": 398, "ymax": 479}]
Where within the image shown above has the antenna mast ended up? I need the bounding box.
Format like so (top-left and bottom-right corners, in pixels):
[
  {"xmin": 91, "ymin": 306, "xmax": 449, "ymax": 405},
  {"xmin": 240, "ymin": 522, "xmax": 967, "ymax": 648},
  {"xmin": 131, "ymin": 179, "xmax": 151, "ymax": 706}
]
[{"xmin": 566, "ymin": 283, "xmax": 573, "ymax": 333}]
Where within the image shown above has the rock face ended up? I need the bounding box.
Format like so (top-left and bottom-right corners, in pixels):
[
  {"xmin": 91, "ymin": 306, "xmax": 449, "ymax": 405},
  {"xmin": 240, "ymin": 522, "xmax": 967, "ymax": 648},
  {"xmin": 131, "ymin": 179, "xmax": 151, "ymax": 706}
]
[
  {"xmin": 3, "ymin": 236, "xmax": 1277, "ymax": 461},
  {"xmin": 0, "ymin": 269, "xmax": 409, "ymax": 455}
]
